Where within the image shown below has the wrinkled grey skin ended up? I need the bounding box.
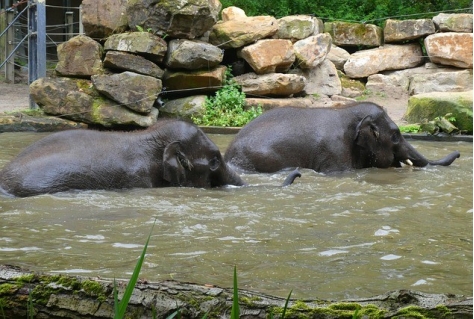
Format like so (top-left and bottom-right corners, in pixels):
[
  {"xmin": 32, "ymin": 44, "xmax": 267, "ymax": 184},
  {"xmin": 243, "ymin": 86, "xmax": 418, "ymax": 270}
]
[
  {"xmin": 224, "ymin": 103, "xmax": 460, "ymax": 173},
  {"xmin": 0, "ymin": 119, "xmax": 247, "ymax": 197}
]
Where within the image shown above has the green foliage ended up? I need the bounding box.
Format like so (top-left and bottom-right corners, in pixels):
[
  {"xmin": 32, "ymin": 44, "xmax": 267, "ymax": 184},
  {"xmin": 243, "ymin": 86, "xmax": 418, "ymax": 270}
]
[
  {"xmin": 231, "ymin": 266, "xmax": 240, "ymax": 319},
  {"xmin": 192, "ymin": 69, "xmax": 262, "ymax": 127},
  {"xmin": 220, "ymin": 0, "xmax": 472, "ymax": 23},
  {"xmin": 399, "ymin": 124, "xmax": 421, "ymax": 133}
]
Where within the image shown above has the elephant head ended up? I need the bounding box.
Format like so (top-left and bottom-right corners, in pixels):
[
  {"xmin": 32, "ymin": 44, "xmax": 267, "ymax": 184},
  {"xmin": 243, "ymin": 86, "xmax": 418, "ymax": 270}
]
[{"xmin": 353, "ymin": 108, "xmax": 460, "ymax": 169}]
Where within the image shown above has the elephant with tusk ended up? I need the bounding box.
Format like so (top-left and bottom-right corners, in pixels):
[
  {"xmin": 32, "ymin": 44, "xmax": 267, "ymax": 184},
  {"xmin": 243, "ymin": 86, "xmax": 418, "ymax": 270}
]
[{"xmin": 224, "ymin": 102, "xmax": 460, "ymax": 174}]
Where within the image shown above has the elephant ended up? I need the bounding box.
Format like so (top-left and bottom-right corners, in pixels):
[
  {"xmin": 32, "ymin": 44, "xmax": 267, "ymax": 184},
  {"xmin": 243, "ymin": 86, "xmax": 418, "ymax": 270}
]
[
  {"xmin": 0, "ymin": 119, "xmax": 300, "ymax": 197},
  {"xmin": 224, "ymin": 103, "xmax": 460, "ymax": 173}
]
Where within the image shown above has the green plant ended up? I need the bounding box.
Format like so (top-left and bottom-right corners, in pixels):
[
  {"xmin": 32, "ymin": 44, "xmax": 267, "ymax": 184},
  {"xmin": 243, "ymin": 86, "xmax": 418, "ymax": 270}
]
[
  {"xmin": 113, "ymin": 220, "xmax": 156, "ymax": 319},
  {"xmin": 192, "ymin": 68, "xmax": 262, "ymax": 127},
  {"xmin": 231, "ymin": 266, "xmax": 240, "ymax": 319},
  {"xmin": 135, "ymin": 25, "xmax": 154, "ymax": 33},
  {"xmin": 399, "ymin": 124, "xmax": 421, "ymax": 133}
]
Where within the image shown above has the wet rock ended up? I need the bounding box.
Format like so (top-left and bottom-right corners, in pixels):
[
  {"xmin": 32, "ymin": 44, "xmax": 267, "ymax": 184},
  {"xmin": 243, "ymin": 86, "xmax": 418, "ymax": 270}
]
[
  {"xmin": 104, "ymin": 32, "xmax": 167, "ymax": 64},
  {"xmin": 91, "ymin": 72, "xmax": 162, "ymax": 114},
  {"xmin": 30, "ymin": 77, "xmax": 158, "ymax": 128},
  {"xmin": 424, "ymin": 32, "xmax": 473, "ymax": 68},
  {"xmin": 240, "ymin": 39, "xmax": 295, "ymax": 74},
  {"xmin": 0, "ymin": 113, "xmax": 87, "ymax": 132},
  {"xmin": 81, "ymin": 0, "xmax": 129, "ymax": 39},
  {"xmin": 126, "ymin": 0, "xmax": 221, "ymax": 39},
  {"xmin": 103, "ymin": 51, "xmax": 164, "ymax": 78},
  {"xmin": 165, "ymin": 40, "xmax": 223, "ymax": 70},
  {"xmin": 55, "ymin": 35, "xmax": 104, "ymax": 78},
  {"xmin": 209, "ymin": 16, "xmax": 278, "ymax": 49}
]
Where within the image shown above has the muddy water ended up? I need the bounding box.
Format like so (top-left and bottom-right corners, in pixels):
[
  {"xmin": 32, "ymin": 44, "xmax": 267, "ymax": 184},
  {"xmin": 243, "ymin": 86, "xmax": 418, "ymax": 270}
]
[{"xmin": 0, "ymin": 132, "xmax": 472, "ymax": 299}]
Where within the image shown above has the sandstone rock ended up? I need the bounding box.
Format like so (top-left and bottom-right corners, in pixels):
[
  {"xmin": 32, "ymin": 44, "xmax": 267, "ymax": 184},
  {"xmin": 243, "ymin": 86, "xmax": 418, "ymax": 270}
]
[
  {"xmin": 433, "ymin": 13, "xmax": 473, "ymax": 32},
  {"xmin": 384, "ymin": 19, "xmax": 435, "ymax": 43},
  {"xmin": 55, "ymin": 35, "xmax": 104, "ymax": 78},
  {"xmin": 81, "ymin": 0, "xmax": 128, "ymax": 39},
  {"xmin": 312, "ymin": 17, "xmax": 324, "ymax": 35},
  {"xmin": 165, "ymin": 39, "xmax": 223, "ymax": 70},
  {"xmin": 293, "ymin": 33, "xmax": 332, "ymax": 69},
  {"xmin": 91, "ymin": 72, "xmax": 162, "ymax": 114},
  {"xmin": 104, "ymin": 32, "xmax": 167, "ymax": 64},
  {"xmin": 221, "ymin": 6, "xmax": 246, "ymax": 21},
  {"xmin": 234, "ymin": 72, "xmax": 306, "ymax": 97},
  {"xmin": 408, "ymin": 70, "xmax": 473, "ymax": 95},
  {"xmin": 30, "ymin": 77, "xmax": 158, "ymax": 128},
  {"xmin": 209, "ymin": 16, "xmax": 278, "ymax": 49},
  {"xmin": 240, "ymin": 39, "xmax": 295, "ymax": 74},
  {"xmin": 327, "ymin": 45, "xmax": 350, "ymax": 70},
  {"xmin": 159, "ymin": 95, "xmax": 207, "ymax": 120},
  {"xmin": 103, "ymin": 51, "xmax": 164, "ymax": 78},
  {"xmin": 405, "ymin": 91, "xmax": 473, "ymax": 133},
  {"xmin": 245, "ymin": 97, "xmax": 314, "ymax": 110},
  {"xmin": 326, "ymin": 21, "xmax": 383, "ymax": 47},
  {"xmin": 424, "ymin": 33, "xmax": 473, "ymax": 68},
  {"xmin": 274, "ymin": 15, "xmax": 315, "ymax": 41},
  {"xmin": 291, "ymin": 59, "xmax": 341, "ymax": 96},
  {"xmin": 126, "ymin": 0, "xmax": 221, "ymax": 39},
  {"xmin": 344, "ymin": 44, "xmax": 424, "ymax": 78},
  {"xmin": 162, "ymin": 65, "xmax": 227, "ymax": 94}
]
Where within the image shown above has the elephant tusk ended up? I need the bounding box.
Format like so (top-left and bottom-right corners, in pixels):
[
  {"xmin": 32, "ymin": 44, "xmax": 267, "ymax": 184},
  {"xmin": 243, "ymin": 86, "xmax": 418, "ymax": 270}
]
[{"xmin": 404, "ymin": 159, "xmax": 414, "ymax": 166}]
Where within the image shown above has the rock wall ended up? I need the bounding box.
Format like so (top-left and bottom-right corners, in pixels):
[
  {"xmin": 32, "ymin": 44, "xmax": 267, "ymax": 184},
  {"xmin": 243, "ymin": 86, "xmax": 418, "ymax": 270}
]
[{"xmin": 29, "ymin": 0, "xmax": 473, "ymax": 129}]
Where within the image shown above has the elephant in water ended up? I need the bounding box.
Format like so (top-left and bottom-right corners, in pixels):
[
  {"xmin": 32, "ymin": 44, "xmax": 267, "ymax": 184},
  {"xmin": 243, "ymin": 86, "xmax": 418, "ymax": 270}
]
[
  {"xmin": 224, "ymin": 103, "xmax": 460, "ymax": 173},
  {"xmin": 0, "ymin": 119, "xmax": 300, "ymax": 197}
]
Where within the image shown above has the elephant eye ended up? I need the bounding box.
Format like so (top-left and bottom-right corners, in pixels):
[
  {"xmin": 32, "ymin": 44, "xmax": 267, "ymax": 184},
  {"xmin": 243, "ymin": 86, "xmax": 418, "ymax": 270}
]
[
  {"xmin": 391, "ymin": 132, "xmax": 400, "ymax": 144},
  {"xmin": 209, "ymin": 157, "xmax": 220, "ymax": 171}
]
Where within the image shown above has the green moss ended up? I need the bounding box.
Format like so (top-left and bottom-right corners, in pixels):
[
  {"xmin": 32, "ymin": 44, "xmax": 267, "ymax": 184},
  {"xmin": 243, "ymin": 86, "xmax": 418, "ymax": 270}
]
[
  {"xmin": 240, "ymin": 296, "xmax": 262, "ymax": 308},
  {"xmin": 0, "ymin": 284, "xmax": 18, "ymax": 296},
  {"xmin": 272, "ymin": 301, "xmax": 386, "ymax": 319}
]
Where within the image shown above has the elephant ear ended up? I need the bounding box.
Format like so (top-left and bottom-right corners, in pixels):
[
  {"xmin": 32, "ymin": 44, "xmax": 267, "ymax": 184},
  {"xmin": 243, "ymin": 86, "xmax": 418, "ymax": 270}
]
[
  {"xmin": 163, "ymin": 141, "xmax": 193, "ymax": 186},
  {"xmin": 355, "ymin": 115, "xmax": 380, "ymax": 148}
]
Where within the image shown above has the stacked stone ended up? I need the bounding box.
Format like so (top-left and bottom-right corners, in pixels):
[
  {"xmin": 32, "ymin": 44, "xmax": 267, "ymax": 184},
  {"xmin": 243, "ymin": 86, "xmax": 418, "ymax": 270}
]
[{"xmin": 29, "ymin": 0, "xmax": 472, "ymax": 131}]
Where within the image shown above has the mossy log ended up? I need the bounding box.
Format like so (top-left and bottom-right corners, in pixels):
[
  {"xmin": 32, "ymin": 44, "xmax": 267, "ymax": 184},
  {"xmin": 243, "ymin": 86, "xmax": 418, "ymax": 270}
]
[{"xmin": 0, "ymin": 265, "xmax": 472, "ymax": 318}]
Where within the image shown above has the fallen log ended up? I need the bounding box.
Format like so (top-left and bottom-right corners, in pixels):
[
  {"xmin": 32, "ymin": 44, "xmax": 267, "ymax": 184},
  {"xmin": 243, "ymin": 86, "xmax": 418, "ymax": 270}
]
[{"xmin": 0, "ymin": 264, "xmax": 472, "ymax": 318}]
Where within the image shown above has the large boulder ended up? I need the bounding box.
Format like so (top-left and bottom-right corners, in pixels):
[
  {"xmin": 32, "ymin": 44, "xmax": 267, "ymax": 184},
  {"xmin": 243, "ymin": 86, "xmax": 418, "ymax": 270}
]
[
  {"xmin": 405, "ymin": 91, "xmax": 473, "ymax": 133},
  {"xmin": 165, "ymin": 39, "xmax": 223, "ymax": 70},
  {"xmin": 104, "ymin": 32, "xmax": 168, "ymax": 64},
  {"xmin": 344, "ymin": 44, "xmax": 424, "ymax": 78},
  {"xmin": 408, "ymin": 70, "xmax": 473, "ymax": 95},
  {"xmin": 162, "ymin": 65, "xmax": 226, "ymax": 94},
  {"xmin": 91, "ymin": 72, "xmax": 162, "ymax": 114},
  {"xmin": 325, "ymin": 21, "xmax": 383, "ymax": 47},
  {"xmin": 326, "ymin": 45, "xmax": 350, "ymax": 70},
  {"xmin": 81, "ymin": 0, "xmax": 129, "ymax": 39},
  {"xmin": 159, "ymin": 95, "xmax": 207, "ymax": 120},
  {"xmin": 293, "ymin": 33, "xmax": 332, "ymax": 69},
  {"xmin": 424, "ymin": 33, "xmax": 473, "ymax": 68},
  {"xmin": 432, "ymin": 13, "xmax": 473, "ymax": 32},
  {"xmin": 240, "ymin": 39, "xmax": 295, "ymax": 74},
  {"xmin": 30, "ymin": 77, "xmax": 158, "ymax": 128},
  {"xmin": 209, "ymin": 16, "xmax": 278, "ymax": 49},
  {"xmin": 383, "ymin": 19, "xmax": 435, "ymax": 43},
  {"xmin": 103, "ymin": 51, "xmax": 164, "ymax": 78},
  {"xmin": 273, "ymin": 15, "xmax": 316, "ymax": 41},
  {"xmin": 291, "ymin": 59, "xmax": 342, "ymax": 96},
  {"xmin": 126, "ymin": 0, "xmax": 221, "ymax": 39},
  {"xmin": 221, "ymin": 6, "xmax": 246, "ymax": 21},
  {"xmin": 55, "ymin": 35, "xmax": 104, "ymax": 78},
  {"xmin": 234, "ymin": 72, "xmax": 306, "ymax": 97}
]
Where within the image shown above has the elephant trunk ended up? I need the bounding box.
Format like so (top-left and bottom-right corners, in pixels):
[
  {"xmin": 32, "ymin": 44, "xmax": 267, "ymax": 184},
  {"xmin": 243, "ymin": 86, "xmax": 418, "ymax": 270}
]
[
  {"xmin": 401, "ymin": 140, "xmax": 460, "ymax": 167},
  {"xmin": 220, "ymin": 166, "xmax": 247, "ymax": 187}
]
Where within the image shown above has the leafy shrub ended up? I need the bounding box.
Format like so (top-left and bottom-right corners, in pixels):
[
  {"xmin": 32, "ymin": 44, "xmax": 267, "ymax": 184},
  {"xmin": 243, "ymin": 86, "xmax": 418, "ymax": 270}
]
[{"xmin": 192, "ymin": 68, "xmax": 262, "ymax": 127}]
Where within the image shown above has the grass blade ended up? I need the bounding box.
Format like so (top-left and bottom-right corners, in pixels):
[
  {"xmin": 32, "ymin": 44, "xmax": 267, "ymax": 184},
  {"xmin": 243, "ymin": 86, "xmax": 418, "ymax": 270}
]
[
  {"xmin": 230, "ymin": 265, "xmax": 240, "ymax": 319},
  {"xmin": 114, "ymin": 220, "xmax": 156, "ymax": 319},
  {"xmin": 281, "ymin": 289, "xmax": 292, "ymax": 318}
]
